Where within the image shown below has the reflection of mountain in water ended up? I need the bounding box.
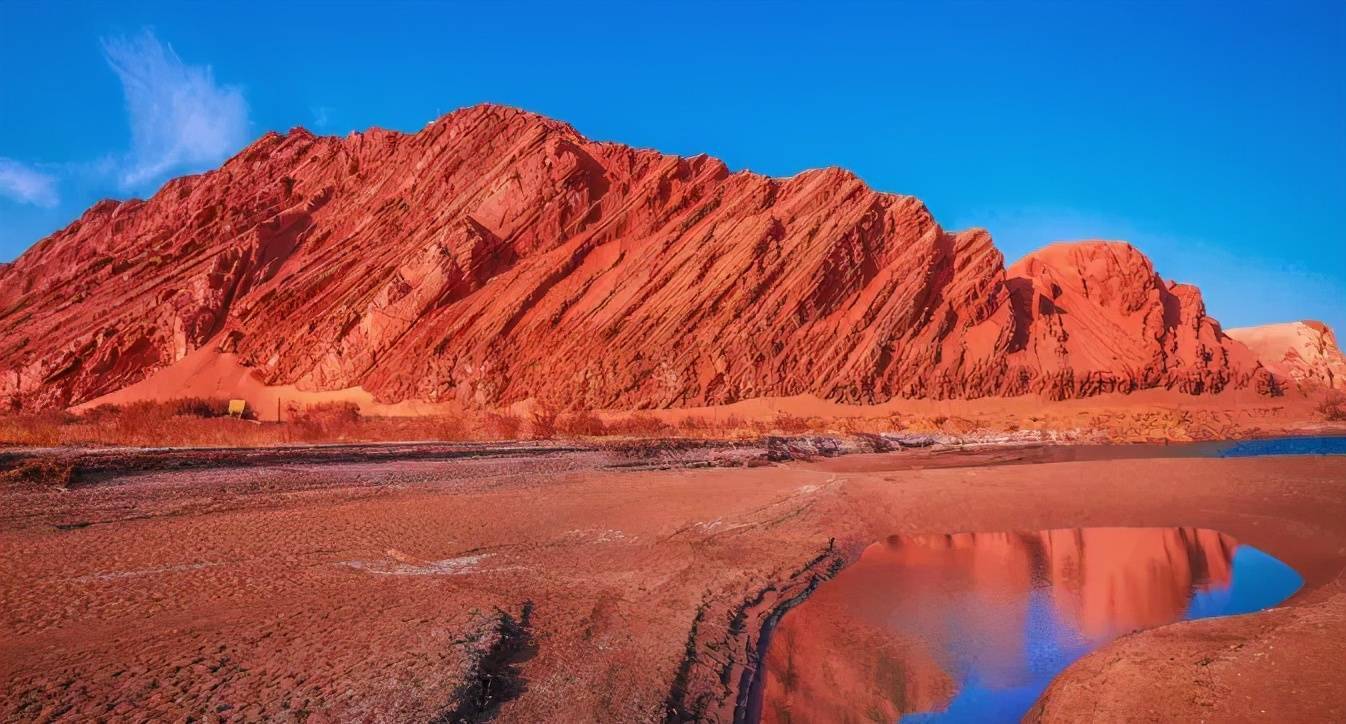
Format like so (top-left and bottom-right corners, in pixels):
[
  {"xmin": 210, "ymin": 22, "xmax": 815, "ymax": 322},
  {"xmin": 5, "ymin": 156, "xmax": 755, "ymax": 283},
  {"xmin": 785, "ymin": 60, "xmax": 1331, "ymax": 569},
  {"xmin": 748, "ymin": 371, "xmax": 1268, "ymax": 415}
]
[{"xmin": 760, "ymin": 527, "xmax": 1237, "ymax": 723}]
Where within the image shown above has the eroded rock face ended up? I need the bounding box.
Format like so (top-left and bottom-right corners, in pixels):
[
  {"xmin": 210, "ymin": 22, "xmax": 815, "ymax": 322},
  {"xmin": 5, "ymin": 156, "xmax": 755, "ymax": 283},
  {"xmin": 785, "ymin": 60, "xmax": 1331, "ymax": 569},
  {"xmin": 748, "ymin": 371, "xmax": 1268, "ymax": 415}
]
[
  {"xmin": 1002, "ymin": 242, "xmax": 1273, "ymax": 398},
  {"xmin": 0, "ymin": 104, "xmax": 1269, "ymax": 411},
  {"xmin": 1227, "ymin": 320, "xmax": 1346, "ymax": 391}
]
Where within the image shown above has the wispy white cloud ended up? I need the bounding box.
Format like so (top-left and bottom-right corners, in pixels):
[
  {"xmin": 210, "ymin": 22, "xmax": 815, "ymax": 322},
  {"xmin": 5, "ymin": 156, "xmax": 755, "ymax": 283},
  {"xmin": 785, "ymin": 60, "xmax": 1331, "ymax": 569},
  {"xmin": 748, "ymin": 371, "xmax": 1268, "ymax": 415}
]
[
  {"xmin": 101, "ymin": 30, "xmax": 250, "ymax": 189},
  {"xmin": 311, "ymin": 105, "xmax": 334, "ymax": 130},
  {"xmin": 0, "ymin": 158, "xmax": 59, "ymax": 207}
]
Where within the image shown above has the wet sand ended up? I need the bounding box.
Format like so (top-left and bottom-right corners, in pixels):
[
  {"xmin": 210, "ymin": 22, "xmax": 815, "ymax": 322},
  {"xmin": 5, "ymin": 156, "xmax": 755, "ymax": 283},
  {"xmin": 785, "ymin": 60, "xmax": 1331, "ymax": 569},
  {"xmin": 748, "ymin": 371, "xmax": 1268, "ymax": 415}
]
[{"xmin": 2, "ymin": 444, "xmax": 1344, "ymax": 722}]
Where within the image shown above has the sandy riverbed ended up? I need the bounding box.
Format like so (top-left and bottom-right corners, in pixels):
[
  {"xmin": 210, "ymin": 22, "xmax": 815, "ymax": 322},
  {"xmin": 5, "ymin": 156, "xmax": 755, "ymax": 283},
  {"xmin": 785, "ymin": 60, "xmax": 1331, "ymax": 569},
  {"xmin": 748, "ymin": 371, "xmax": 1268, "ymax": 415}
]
[{"xmin": 2, "ymin": 443, "xmax": 1343, "ymax": 721}]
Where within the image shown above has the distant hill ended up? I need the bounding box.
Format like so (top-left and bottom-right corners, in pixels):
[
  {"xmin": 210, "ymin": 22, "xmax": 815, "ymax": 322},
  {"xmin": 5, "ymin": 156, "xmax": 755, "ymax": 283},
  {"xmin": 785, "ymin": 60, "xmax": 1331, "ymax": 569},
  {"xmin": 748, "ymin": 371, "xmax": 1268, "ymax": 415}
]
[{"xmin": 1228, "ymin": 320, "xmax": 1346, "ymax": 391}]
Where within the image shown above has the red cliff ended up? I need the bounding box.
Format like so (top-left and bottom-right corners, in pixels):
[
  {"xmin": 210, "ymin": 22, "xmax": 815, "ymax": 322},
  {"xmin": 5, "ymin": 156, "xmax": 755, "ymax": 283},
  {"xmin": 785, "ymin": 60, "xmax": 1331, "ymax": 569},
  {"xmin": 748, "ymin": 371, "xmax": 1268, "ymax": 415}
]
[
  {"xmin": 1003, "ymin": 242, "xmax": 1271, "ymax": 398},
  {"xmin": 0, "ymin": 104, "xmax": 1270, "ymax": 411}
]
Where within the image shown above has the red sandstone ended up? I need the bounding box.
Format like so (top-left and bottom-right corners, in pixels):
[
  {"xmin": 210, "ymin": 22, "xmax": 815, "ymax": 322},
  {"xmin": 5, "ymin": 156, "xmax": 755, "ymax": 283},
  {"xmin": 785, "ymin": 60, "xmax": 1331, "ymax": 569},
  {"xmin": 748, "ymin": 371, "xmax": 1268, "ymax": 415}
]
[{"xmin": 0, "ymin": 105, "xmax": 1274, "ymax": 412}]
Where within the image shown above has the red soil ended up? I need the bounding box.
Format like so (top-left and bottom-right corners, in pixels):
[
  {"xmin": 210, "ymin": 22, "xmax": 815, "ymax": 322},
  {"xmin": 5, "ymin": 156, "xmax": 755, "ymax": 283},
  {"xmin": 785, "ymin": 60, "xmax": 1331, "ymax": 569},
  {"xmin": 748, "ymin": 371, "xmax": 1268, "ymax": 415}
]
[
  {"xmin": 2, "ymin": 446, "xmax": 1343, "ymax": 721},
  {"xmin": 0, "ymin": 104, "xmax": 1273, "ymax": 413}
]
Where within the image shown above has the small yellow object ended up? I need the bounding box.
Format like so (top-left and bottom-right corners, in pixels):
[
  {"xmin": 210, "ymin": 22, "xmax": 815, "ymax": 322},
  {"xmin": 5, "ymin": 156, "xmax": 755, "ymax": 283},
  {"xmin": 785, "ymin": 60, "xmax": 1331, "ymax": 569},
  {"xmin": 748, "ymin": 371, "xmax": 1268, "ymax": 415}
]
[{"xmin": 227, "ymin": 399, "xmax": 247, "ymax": 418}]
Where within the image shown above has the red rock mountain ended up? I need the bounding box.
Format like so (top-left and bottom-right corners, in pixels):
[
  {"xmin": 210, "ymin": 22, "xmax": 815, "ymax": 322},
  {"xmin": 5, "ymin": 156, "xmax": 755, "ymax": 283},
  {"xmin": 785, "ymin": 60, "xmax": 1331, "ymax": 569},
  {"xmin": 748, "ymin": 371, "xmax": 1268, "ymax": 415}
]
[
  {"xmin": 1227, "ymin": 320, "xmax": 1346, "ymax": 391},
  {"xmin": 1004, "ymin": 242, "xmax": 1270, "ymax": 397},
  {"xmin": 0, "ymin": 104, "xmax": 1272, "ymax": 412}
]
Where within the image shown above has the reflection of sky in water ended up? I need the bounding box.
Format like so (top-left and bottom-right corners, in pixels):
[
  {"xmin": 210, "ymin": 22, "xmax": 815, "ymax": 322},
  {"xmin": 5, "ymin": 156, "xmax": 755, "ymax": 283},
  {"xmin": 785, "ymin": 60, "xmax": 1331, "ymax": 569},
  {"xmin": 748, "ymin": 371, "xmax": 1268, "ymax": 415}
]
[
  {"xmin": 900, "ymin": 543, "xmax": 1301, "ymax": 723},
  {"xmin": 1189, "ymin": 546, "xmax": 1303, "ymax": 619},
  {"xmin": 905, "ymin": 587, "xmax": 1092, "ymax": 723}
]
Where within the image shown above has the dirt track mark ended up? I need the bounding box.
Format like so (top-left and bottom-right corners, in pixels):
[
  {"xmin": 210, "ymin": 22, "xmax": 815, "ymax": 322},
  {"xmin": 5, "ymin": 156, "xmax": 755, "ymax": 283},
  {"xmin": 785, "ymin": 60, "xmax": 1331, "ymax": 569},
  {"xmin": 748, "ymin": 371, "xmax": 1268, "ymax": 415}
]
[{"xmin": 434, "ymin": 602, "xmax": 537, "ymax": 723}]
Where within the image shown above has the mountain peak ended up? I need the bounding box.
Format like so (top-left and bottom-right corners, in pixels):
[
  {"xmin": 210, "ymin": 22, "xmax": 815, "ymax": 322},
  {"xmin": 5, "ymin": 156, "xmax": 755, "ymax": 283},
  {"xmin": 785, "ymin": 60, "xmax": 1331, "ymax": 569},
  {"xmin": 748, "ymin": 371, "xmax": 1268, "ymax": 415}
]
[{"xmin": 430, "ymin": 102, "xmax": 583, "ymax": 138}]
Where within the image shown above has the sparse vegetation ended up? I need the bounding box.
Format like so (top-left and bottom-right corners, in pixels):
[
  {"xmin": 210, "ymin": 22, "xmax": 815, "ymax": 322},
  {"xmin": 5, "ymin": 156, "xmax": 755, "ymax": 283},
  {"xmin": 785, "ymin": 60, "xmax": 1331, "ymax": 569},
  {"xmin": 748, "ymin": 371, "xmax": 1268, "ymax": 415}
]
[
  {"xmin": 0, "ymin": 397, "xmax": 915, "ymax": 448},
  {"xmin": 1317, "ymin": 391, "xmax": 1346, "ymax": 421},
  {"xmin": 287, "ymin": 401, "xmax": 362, "ymax": 440},
  {"xmin": 0, "ymin": 410, "xmax": 74, "ymax": 446},
  {"xmin": 4, "ymin": 391, "xmax": 1296, "ymax": 449},
  {"xmin": 557, "ymin": 410, "xmax": 606, "ymax": 437},
  {"xmin": 527, "ymin": 404, "xmax": 559, "ymax": 440},
  {"xmin": 1, "ymin": 455, "xmax": 74, "ymax": 488},
  {"xmin": 605, "ymin": 412, "xmax": 670, "ymax": 436},
  {"xmin": 769, "ymin": 412, "xmax": 812, "ymax": 435},
  {"xmin": 481, "ymin": 411, "xmax": 523, "ymax": 440}
]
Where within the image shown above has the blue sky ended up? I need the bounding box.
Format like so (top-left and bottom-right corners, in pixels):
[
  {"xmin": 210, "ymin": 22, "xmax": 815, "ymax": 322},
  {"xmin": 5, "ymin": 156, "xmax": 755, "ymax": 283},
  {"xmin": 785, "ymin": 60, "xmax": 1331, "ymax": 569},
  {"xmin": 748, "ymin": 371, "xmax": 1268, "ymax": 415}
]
[{"xmin": 2, "ymin": 1, "xmax": 1343, "ymax": 332}]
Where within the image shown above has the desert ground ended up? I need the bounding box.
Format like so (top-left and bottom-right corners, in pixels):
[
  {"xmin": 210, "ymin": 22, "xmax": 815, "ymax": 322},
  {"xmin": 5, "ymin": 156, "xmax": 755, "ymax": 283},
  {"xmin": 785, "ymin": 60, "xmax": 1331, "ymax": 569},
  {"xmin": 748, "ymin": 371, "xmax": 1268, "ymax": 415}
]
[
  {"xmin": 3, "ymin": 8, "xmax": 1343, "ymax": 724},
  {"xmin": 2, "ymin": 438, "xmax": 1344, "ymax": 722}
]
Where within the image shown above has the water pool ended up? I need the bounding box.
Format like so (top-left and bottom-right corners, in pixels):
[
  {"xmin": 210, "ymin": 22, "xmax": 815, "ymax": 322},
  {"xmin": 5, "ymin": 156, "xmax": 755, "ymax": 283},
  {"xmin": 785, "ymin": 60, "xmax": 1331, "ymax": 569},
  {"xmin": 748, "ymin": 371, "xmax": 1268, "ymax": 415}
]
[{"xmin": 755, "ymin": 527, "xmax": 1302, "ymax": 723}]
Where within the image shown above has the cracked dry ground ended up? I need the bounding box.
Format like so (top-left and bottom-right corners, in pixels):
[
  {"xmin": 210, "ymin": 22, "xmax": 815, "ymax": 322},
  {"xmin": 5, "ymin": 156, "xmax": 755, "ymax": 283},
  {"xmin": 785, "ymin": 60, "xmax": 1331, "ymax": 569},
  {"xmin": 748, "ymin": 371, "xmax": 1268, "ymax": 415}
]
[{"xmin": 2, "ymin": 447, "xmax": 1345, "ymax": 722}]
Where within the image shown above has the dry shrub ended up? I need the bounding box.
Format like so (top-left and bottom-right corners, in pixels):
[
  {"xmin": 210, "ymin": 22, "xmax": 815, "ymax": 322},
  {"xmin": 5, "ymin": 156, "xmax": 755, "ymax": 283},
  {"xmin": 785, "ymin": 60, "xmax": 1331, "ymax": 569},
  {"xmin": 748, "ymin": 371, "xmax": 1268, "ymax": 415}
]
[
  {"xmin": 0, "ymin": 401, "xmax": 293, "ymax": 447},
  {"xmin": 770, "ymin": 412, "xmax": 813, "ymax": 435},
  {"xmin": 671, "ymin": 414, "xmax": 756, "ymax": 440},
  {"xmin": 557, "ymin": 410, "xmax": 607, "ymax": 437},
  {"xmin": 716, "ymin": 414, "xmax": 754, "ymax": 439},
  {"xmin": 106, "ymin": 403, "xmax": 168, "ymax": 441},
  {"xmin": 528, "ymin": 405, "xmax": 559, "ymax": 440},
  {"xmin": 111, "ymin": 397, "xmax": 235, "ymax": 421},
  {"xmin": 288, "ymin": 401, "xmax": 362, "ymax": 440},
  {"xmin": 434, "ymin": 414, "xmax": 471, "ymax": 441},
  {"xmin": 47, "ymin": 397, "xmax": 246, "ymax": 446},
  {"xmin": 904, "ymin": 416, "xmax": 944, "ymax": 433},
  {"xmin": 2, "ymin": 456, "xmax": 74, "ymax": 488},
  {"xmin": 79, "ymin": 404, "xmax": 125, "ymax": 423},
  {"xmin": 0, "ymin": 410, "xmax": 73, "ymax": 446},
  {"xmin": 482, "ymin": 411, "xmax": 524, "ymax": 440},
  {"xmin": 606, "ymin": 412, "xmax": 669, "ymax": 436},
  {"xmin": 167, "ymin": 397, "xmax": 234, "ymax": 418},
  {"xmin": 1318, "ymin": 391, "xmax": 1346, "ymax": 421},
  {"xmin": 675, "ymin": 416, "xmax": 711, "ymax": 435},
  {"xmin": 5, "ymin": 399, "xmax": 526, "ymax": 447},
  {"xmin": 750, "ymin": 414, "xmax": 830, "ymax": 436},
  {"xmin": 830, "ymin": 416, "xmax": 864, "ymax": 434},
  {"xmin": 597, "ymin": 437, "xmax": 701, "ymax": 459},
  {"xmin": 830, "ymin": 415, "xmax": 904, "ymax": 435},
  {"xmin": 289, "ymin": 401, "xmax": 360, "ymax": 425},
  {"xmin": 938, "ymin": 416, "xmax": 978, "ymax": 434}
]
